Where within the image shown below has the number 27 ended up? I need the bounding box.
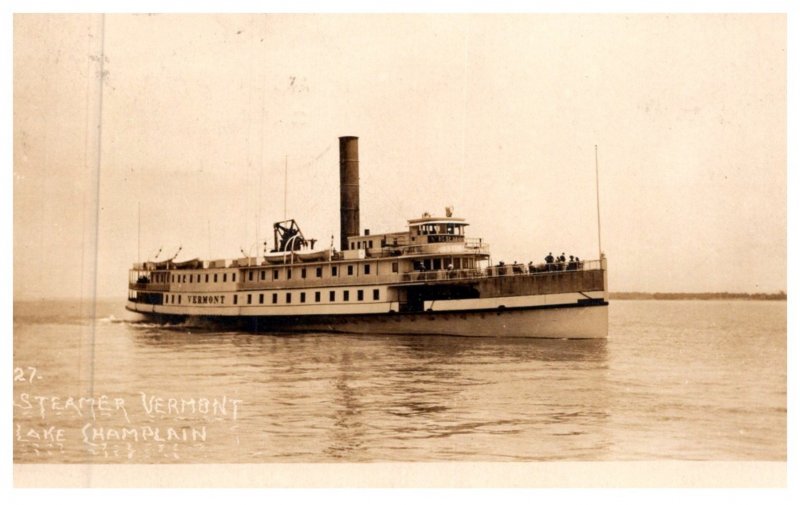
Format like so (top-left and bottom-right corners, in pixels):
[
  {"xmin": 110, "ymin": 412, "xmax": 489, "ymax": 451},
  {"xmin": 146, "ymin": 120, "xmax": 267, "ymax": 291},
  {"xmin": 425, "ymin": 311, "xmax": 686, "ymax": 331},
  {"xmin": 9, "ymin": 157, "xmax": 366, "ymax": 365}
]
[{"xmin": 13, "ymin": 367, "xmax": 38, "ymax": 383}]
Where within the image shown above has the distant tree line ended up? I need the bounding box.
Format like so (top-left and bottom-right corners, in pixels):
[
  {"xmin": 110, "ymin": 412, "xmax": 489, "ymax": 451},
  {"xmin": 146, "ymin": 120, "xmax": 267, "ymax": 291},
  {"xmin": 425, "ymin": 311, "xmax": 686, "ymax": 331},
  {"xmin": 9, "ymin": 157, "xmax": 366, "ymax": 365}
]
[{"xmin": 610, "ymin": 291, "xmax": 786, "ymax": 301}]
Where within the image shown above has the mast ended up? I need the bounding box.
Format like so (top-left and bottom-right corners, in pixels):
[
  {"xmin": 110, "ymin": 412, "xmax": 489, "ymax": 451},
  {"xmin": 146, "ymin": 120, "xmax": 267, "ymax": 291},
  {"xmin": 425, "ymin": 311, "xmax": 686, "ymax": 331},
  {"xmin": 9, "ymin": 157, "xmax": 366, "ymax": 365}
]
[
  {"xmin": 283, "ymin": 155, "xmax": 288, "ymax": 220},
  {"xmin": 595, "ymin": 145, "xmax": 602, "ymax": 258}
]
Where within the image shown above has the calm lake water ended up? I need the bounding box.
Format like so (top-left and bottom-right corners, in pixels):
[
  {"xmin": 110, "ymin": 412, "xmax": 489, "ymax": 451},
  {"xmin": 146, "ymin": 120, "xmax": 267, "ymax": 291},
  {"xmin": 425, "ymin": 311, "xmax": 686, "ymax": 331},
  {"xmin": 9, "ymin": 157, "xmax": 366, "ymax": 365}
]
[{"xmin": 13, "ymin": 299, "xmax": 786, "ymax": 463}]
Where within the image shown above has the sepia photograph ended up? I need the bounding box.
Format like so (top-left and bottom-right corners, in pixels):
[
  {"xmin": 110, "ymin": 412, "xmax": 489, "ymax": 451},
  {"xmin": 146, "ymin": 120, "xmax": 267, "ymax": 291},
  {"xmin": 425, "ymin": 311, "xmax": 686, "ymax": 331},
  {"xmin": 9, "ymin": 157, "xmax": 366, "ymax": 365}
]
[{"xmin": 9, "ymin": 5, "xmax": 791, "ymax": 490}]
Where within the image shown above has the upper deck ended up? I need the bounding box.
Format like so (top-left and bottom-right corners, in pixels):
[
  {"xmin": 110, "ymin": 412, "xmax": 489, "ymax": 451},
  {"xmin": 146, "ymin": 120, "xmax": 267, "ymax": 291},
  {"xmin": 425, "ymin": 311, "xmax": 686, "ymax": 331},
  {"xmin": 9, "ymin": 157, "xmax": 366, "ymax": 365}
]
[{"xmin": 344, "ymin": 211, "xmax": 484, "ymax": 256}]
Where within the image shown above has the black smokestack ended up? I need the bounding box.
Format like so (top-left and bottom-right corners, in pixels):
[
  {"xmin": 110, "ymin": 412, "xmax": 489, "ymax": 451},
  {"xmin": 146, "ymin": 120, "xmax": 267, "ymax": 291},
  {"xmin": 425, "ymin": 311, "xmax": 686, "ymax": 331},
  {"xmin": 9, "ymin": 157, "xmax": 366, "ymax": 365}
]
[{"xmin": 339, "ymin": 136, "xmax": 359, "ymax": 251}]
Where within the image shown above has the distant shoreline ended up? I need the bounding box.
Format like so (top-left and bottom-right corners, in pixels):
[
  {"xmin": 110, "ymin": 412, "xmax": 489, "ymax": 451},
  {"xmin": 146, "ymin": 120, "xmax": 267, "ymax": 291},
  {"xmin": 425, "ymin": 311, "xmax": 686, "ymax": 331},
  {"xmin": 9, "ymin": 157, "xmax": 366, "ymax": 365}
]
[{"xmin": 610, "ymin": 292, "xmax": 786, "ymax": 301}]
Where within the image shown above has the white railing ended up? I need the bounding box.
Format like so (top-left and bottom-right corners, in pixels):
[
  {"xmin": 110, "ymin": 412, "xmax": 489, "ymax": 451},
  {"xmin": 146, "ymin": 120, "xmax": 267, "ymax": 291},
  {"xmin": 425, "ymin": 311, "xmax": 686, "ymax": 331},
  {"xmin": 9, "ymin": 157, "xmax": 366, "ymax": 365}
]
[
  {"xmin": 399, "ymin": 258, "xmax": 603, "ymax": 283},
  {"xmin": 397, "ymin": 241, "xmax": 490, "ymax": 256}
]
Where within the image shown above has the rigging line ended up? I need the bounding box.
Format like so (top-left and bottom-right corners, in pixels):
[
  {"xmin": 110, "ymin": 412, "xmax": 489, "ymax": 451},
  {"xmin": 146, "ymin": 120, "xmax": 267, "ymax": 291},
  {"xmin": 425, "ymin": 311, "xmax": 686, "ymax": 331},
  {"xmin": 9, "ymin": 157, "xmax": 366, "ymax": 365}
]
[
  {"xmin": 249, "ymin": 51, "xmax": 257, "ymax": 249},
  {"xmin": 284, "ymin": 155, "xmax": 288, "ymax": 220},
  {"xmin": 595, "ymin": 145, "xmax": 603, "ymax": 257},
  {"xmin": 287, "ymin": 145, "xmax": 335, "ymax": 219},
  {"xmin": 255, "ymin": 19, "xmax": 265, "ymax": 249},
  {"xmin": 363, "ymin": 174, "xmax": 407, "ymax": 226},
  {"xmin": 461, "ymin": 21, "xmax": 469, "ymax": 176},
  {"xmin": 257, "ymin": 20, "xmax": 268, "ymax": 248}
]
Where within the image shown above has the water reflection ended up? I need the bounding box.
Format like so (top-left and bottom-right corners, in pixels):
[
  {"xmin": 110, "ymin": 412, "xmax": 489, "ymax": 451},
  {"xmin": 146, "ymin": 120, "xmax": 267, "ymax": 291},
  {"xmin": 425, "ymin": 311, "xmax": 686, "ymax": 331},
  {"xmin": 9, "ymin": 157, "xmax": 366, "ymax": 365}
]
[
  {"xmin": 16, "ymin": 300, "xmax": 786, "ymax": 462},
  {"xmin": 391, "ymin": 334, "xmax": 608, "ymax": 363},
  {"xmin": 123, "ymin": 321, "xmax": 612, "ymax": 461},
  {"xmin": 325, "ymin": 362, "xmax": 365, "ymax": 459}
]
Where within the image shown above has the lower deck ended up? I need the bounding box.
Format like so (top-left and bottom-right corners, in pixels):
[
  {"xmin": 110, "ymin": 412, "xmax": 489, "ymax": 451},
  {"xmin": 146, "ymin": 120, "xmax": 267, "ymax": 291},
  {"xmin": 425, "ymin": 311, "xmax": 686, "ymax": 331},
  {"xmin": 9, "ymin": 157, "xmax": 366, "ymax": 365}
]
[
  {"xmin": 127, "ymin": 257, "xmax": 608, "ymax": 337},
  {"xmin": 126, "ymin": 298, "xmax": 608, "ymax": 339},
  {"xmin": 128, "ymin": 265, "xmax": 606, "ymax": 316}
]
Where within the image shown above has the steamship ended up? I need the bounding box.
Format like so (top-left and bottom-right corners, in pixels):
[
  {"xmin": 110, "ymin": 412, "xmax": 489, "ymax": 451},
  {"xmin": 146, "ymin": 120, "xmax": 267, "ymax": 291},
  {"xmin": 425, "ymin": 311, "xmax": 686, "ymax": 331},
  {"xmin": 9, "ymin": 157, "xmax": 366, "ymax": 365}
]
[{"xmin": 126, "ymin": 136, "xmax": 608, "ymax": 338}]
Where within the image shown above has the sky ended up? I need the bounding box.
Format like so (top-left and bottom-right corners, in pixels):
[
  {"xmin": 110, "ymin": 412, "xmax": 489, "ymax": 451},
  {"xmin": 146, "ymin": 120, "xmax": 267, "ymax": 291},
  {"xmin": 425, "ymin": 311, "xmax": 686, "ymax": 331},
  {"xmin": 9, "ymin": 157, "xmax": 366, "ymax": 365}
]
[{"xmin": 12, "ymin": 13, "xmax": 787, "ymax": 299}]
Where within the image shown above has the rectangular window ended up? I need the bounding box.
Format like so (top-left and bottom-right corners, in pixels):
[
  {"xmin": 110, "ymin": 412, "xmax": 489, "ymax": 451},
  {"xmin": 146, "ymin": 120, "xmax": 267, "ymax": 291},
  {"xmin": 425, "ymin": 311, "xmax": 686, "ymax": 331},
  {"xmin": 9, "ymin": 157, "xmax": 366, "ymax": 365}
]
[
  {"xmin": 364, "ymin": 264, "xmax": 371, "ymax": 275},
  {"xmin": 300, "ymin": 292, "xmax": 306, "ymax": 303},
  {"xmin": 273, "ymin": 270, "xmax": 279, "ymax": 280},
  {"xmin": 315, "ymin": 291, "xmax": 321, "ymax": 302},
  {"xmin": 178, "ymin": 295, "xmax": 182, "ymax": 304},
  {"xmin": 368, "ymin": 240, "xmax": 373, "ymax": 248},
  {"xmin": 373, "ymin": 289, "xmax": 380, "ymax": 300},
  {"xmin": 249, "ymin": 271, "xmax": 254, "ymax": 281},
  {"xmin": 247, "ymin": 294, "xmax": 252, "ymax": 304},
  {"xmin": 171, "ymin": 274, "xmax": 175, "ymax": 283},
  {"xmin": 232, "ymin": 273, "xmax": 236, "ymax": 282},
  {"xmin": 233, "ymin": 294, "xmax": 238, "ymax": 304},
  {"xmin": 329, "ymin": 291, "xmax": 336, "ymax": 302},
  {"xmin": 347, "ymin": 265, "xmax": 354, "ymax": 276},
  {"xmin": 286, "ymin": 293, "xmax": 292, "ymax": 304},
  {"xmin": 205, "ymin": 274, "xmax": 209, "ymax": 282},
  {"xmin": 272, "ymin": 293, "xmax": 278, "ymax": 304},
  {"xmin": 316, "ymin": 267, "xmax": 322, "ymax": 278},
  {"xmin": 287, "ymin": 269, "xmax": 292, "ymax": 280},
  {"xmin": 332, "ymin": 266, "xmax": 338, "ymax": 277},
  {"xmin": 357, "ymin": 289, "xmax": 364, "ymax": 301},
  {"xmin": 259, "ymin": 293, "xmax": 264, "ymax": 304},
  {"xmin": 392, "ymin": 262, "xmax": 398, "ymax": 273},
  {"xmin": 214, "ymin": 273, "xmax": 218, "ymax": 282},
  {"xmin": 223, "ymin": 273, "xmax": 227, "ymax": 282},
  {"xmin": 261, "ymin": 271, "xmax": 266, "ymax": 281},
  {"xmin": 301, "ymin": 268, "xmax": 306, "ymax": 279},
  {"xmin": 343, "ymin": 290, "xmax": 350, "ymax": 302}
]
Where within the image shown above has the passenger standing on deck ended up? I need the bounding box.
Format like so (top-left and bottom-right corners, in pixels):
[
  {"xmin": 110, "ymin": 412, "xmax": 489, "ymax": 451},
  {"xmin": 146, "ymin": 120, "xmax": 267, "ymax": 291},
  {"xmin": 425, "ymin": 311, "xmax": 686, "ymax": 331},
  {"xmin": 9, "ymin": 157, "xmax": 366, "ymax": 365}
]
[{"xmin": 545, "ymin": 252, "xmax": 554, "ymax": 272}]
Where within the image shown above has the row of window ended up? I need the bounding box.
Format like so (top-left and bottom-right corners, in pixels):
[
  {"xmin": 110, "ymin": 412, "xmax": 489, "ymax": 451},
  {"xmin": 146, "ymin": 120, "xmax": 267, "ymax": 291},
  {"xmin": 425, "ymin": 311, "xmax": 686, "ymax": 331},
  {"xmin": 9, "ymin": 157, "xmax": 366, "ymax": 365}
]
[
  {"xmin": 350, "ymin": 239, "xmax": 377, "ymax": 250},
  {"xmin": 167, "ymin": 272, "xmax": 237, "ymax": 284},
  {"xmin": 165, "ymin": 288, "xmax": 381, "ymax": 305},
  {"xmin": 155, "ymin": 262, "xmax": 402, "ymax": 285},
  {"xmin": 245, "ymin": 262, "xmax": 399, "ymax": 282}
]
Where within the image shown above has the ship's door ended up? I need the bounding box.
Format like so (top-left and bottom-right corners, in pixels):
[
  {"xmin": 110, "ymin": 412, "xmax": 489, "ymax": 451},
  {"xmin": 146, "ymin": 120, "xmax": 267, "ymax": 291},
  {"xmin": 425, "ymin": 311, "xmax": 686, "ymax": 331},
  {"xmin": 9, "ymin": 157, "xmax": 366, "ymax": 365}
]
[{"xmin": 400, "ymin": 287, "xmax": 425, "ymax": 312}]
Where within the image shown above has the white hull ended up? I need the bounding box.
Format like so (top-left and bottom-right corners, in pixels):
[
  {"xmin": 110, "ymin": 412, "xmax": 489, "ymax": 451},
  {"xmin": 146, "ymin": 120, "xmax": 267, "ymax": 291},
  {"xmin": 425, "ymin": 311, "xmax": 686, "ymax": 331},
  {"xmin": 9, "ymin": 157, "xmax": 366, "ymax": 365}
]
[
  {"xmin": 275, "ymin": 304, "xmax": 608, "ymax": 339},
  {"xmin": 126, "ymin": 300, "xmax": 608, "ymax": 339}
]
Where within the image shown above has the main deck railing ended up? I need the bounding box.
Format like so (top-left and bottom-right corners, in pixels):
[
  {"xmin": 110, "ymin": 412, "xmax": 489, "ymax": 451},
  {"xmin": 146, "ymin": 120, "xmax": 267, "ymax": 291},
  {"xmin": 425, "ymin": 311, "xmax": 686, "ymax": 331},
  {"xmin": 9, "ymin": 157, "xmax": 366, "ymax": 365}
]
[{"xmin": 399, "ymin": 259, "xmax": 603, "ymax": 283}]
